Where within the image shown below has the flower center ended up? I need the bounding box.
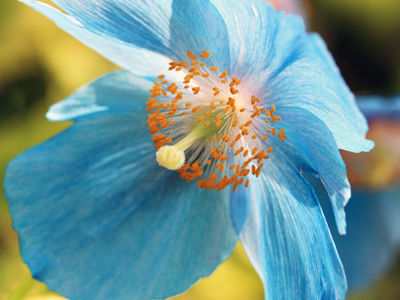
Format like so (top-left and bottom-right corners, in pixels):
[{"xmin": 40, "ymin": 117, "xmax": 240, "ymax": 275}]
[{"xmin": 146, "ymin": 50, "xmax": 286, "ymax": 191}]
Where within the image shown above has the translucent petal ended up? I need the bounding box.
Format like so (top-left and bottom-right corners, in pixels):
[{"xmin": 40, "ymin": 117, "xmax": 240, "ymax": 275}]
[
  {"xmin": 210, "ymin": 0, "xmax": 372, "ymax": 153},
  {"xmin": 46, "ymin": 71, "xmax": 152, "ymax": 121},
  {"xmin": 5, "ymin": 107, "xmax": 237, "ymax": 300}
]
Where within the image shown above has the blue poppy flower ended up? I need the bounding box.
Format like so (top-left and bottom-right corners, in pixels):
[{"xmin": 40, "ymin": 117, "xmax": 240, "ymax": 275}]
[
  {"xmin": 318, "ymin": 95, "xmax": 400, "ymax": 290},
  {"xmin": 5, "ymin": 1, "xmax": 373, "ymax": 299}
]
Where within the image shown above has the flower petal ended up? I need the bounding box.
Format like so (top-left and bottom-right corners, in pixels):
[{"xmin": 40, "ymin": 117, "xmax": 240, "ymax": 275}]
[
  {"xmin": 5, "ymin": 109, "xmax": 237, "ymax": 300},
  {"xmin": 356, "ymin": 94, "xmax": 400, "ymax": 119},
  {"xmin": 230, "ymin": 151, "xmax": 347, "ymax": 299},
  {"xmin": 46, "ymin": 71, "xmax": 152, "ymax": 121},
  {"xmin": 273, "ymin": 106, "xmax": 352, "ymax": 234},
  {"xmin": 20, "ymin": 0, "xmax": 171, "ymax": 77},
  {"xmin": 318, "ymin": 183, "xmax": 400, "ymax": 289},
  {"xmin": 210, "ymin": 0, "xmax": 372, "ymax": 153},
  {"xmin": 37, "ymin": 0, "xmax": 230, "ymax": 69}
]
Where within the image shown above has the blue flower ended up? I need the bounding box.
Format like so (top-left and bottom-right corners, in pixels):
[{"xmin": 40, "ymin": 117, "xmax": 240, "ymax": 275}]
[
  {"xmin": 319, "ymin": 95, "xmax": 400, "ymax": 290},
  {"xmin": 5, "ymin": 1, "xmax": 373, "ymax": 299}
]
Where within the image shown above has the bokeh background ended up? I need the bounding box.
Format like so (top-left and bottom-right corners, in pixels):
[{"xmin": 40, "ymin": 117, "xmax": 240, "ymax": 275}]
[{"xmin": 1, "ymin": 0, "xmax": 399, "ymax": 299}]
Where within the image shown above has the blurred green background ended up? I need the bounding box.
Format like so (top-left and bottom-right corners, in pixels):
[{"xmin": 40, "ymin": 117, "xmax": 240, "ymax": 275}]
[{"xmin": 0, "ymin": 0, "xmax": 399, "ymax": 299}]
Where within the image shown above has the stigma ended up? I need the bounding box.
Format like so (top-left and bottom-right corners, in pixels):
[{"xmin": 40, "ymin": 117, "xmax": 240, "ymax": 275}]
[{"xmin": 146, "ymin": 50, "xmax": 286, "ymax": 191}]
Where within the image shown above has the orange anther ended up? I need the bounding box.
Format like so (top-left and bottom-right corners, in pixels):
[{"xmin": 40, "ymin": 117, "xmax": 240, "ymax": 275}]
[
  {"xmin": 150, "ymin": 127, "xmax": 160, "ymax": 134},
  {"xmin": 232, "ymin": 119, "xmax": 238, "ymax": 127},
  {"xmin": 241, "ymin": 129, "xmax": 249, "ymax": 136},
  {"xmin": 192, "ymin": 106, "xmax": 201, "ymax": 113},
  {"xmin": 200, "ymin": 50, "xmax": 211, "ymax": 58},
  {"xmin": 185, "ymin": 103, "xmax": 192, "ymax": 108},
  {"xmin": 245, "ymin": 179, "xmax": 249, "ymax": 188},
  {"xmin": 165, "ymin": 137, "xmax": 173, "ymax": 143},
  {"xmin": 210, "ymin": 66, "xmax": 218, "ymax": 71},
  {"xmin": 204, "ymin": 121, "xmax": 211, "ymax": 126},
  {"xmin": 151, "ymin": 134, "xmax": 166, "ymax": 141},
  {"xmin": 187, "ymin": 51, "xmax": 197, "ymax": 60},
  {"xmin": 169, "ymin": 121, "xmax": 175, "ymax": 125},
  {"xmin": 268, "ymin": 147, "xmax": 274, "ymax": 153},
  {"xmin": 243, "ymin": 150, "xmax": 249, "ymax": 157},
  {"xmin": 202, "ymin": 73, "xmax": 209, "ymax": 78},
  {"xmin": 157, "ymin": 75, "xmax": 165, "ymax": 79},
  {"xmin": 207, "ymin": 160, "xmax": 212, "ymax": 165},
  {"xmin": 198, "ymin": 116, "xmax": 204, "ymax": 122},
  {"xmin": 216, "ymin": 120, "xmax": 222, "ymax": 127},
  {"xmin": 252, "ymin": 147, "xmax": 258, "ymax": 155},
  {"xmin": 263, "ymin": 136, "xmax": 268, "ymax": 141},
  {"xmin": 192, "ymin": 87, "xmax": 201, "ymax": 94},
  {"xmin": 272, "ymin": 128, "xmax": 276, "ymax": 136},
  {"xmin": 252, "ymin": 135, "xmax": 257, "ymax": 139},
  {"xmin": 245, "ymin": 121, "xmax": 253, "ymax": 127}
]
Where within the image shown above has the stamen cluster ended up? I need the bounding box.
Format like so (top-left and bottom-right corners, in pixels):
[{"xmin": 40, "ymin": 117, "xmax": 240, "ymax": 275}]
[{"xmin": 146, "ymin": 50, "xmax": 286, "ymax": 191}]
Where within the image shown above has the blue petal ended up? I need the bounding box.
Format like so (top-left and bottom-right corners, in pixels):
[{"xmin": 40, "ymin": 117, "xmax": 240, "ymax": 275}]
[
  {"xmin": 231, "ymin": 106, "xmax": 351, "ymax": 236},
  {"xmin": 47, "ymin": 71, "xmax": 152, "ymax": 121},
  {"xmin": 231, "ymin": 147, "xmax": 347, "ymax": 299},
  {"xmin": 318, "ymin": 182, "xmax": 400, "ymax": 290},
  {"xmin": 36, "ymin": 0, "xmax": 230, "ymax": 70},
  {"xmin": 211, "ymin": 0, "xmax": 372, "ymax": 153},
  {"xmin": 20, "ymin": 0, "xmax": 171, "ymax": 77},
  {"xmin": 5, "ymin": 109, "xmax": 237, "ymax": 299},
  {"xmin": 277, "ymin": 106, "xmax": 351, "ymax": 234},
  {"xmin": 356, "ymin": 94, "xmax": 400, "ymax": 119}
]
